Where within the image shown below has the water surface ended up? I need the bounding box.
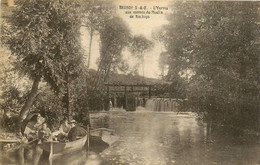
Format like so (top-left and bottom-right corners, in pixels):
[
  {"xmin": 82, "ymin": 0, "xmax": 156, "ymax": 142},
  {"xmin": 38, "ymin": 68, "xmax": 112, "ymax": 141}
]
[{"xmin": 2, "ymin": 108, "xmax": 259, "ymax": 165}]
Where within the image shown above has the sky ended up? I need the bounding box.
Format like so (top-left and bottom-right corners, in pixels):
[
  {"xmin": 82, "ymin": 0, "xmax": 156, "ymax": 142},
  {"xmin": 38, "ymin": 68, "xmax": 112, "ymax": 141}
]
[{"xmin": 80, "ymin": 0, "xmax": 171, "ymax": 79}]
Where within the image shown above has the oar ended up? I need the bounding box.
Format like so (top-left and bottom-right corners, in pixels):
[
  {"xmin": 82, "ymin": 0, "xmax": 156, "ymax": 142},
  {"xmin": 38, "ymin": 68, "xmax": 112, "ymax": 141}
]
[{"xmin": 49, "ymin": 133, "xmax": 53, "ymax": 165}]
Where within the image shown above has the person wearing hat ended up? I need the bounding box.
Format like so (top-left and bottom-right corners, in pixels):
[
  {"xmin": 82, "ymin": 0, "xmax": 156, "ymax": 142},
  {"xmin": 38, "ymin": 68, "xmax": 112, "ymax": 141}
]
[
  {"xmin": 23, "ymin": 113, "xmax": 45, "ymax": 141},
  {"xmin": 69, "ymin": 119, "xmax": 77, "ymax": 127},
  {"xmin": 67, "ymin": 120, "xmax": 87, "ymax": 142},
  {"xmin": 59, "ymin": 118, "xmax": 71, "ymax": 134},
  {"xmin": 38, "ymin": 122, "xmax": 51, "ymax": 142},
  {"xmin": 52, "ymin": 117, "xmax": 71, "ymax": 142}
]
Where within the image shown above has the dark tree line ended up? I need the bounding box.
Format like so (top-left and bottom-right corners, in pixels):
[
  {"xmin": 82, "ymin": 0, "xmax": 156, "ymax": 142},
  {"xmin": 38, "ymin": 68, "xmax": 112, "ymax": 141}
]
[{"xmin": 157, "ymin": 1, "xmax": 259, "ymax": 131}]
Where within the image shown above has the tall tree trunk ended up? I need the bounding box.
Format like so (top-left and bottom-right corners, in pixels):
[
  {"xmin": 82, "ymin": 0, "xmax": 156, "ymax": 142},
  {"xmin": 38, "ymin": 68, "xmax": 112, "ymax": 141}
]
[
  {"xmin": 65, "ymin": 73, "xmax": 70, "ymax": 121},
  {"xmin": 19, "ymin": 76, "xmax": 41, "ymax": 131},
  {"xmin": 87, "ymin": 28, "xmax": 93, "ymax": 69},
  {"xmin": 161, "ymin": 66, "xmax": 164, "ymax": 79},
  {"xmin": 142, "ymin": 55, "xmax": 145, "ymax": 83},
  {"xmin": 104, "ymin": 54, "xmax": 115, "ymax": 84}
]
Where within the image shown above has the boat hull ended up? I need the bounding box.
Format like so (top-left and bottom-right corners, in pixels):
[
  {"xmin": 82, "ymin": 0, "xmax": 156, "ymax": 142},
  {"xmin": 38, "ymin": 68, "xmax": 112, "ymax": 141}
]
[{"xmin": 38, "ymin": 135, "xmax": 88, "ymax": 156}]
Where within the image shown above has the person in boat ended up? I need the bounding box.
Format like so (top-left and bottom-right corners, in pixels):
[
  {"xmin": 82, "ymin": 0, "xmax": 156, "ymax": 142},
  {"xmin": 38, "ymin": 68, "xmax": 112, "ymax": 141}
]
[
  {"xmin": 53, "ymin": 117, "xmax": 71, "ymax": 142},
  {"xmin": 21, "ymin": 113, "xmax": 45, "ymax": 165},
  {"xmin": 67, "ymin": 120, "xmax": 87, "ymax": 142},
  {"xmin": 23, "ymin": 113, "xmax": 45, "ymax": 141},
  {"xmin": 38, "ymin": 122, "xmax": 51, "ymax": 142},
  {"xmin": 57, "ymin": 117, "xmax": 71, "ymax": 134}
]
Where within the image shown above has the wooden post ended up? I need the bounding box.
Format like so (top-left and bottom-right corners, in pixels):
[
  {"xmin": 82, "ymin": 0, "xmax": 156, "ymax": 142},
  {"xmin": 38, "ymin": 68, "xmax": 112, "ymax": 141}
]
[
  {"xmin": 114, "ymin": 94, "xmax": 117, "ymax": 108},
  {"xmin": 18, "ymin": 147, "xmax": 25, "ymax": 165},
  {"xmin": 148, "ymin": 86, "xmax": 151, "ymax": 99},
  {"xmin": 87, "ymin": 125, "xmax": 90, "ymax": 152},
  {"xmin": 124, "ymin": 86, "xmax": 127, "ymax": 110},
  {"xmin": 49, "ymin": 134, "xmax": 53, "ymax": 165}
]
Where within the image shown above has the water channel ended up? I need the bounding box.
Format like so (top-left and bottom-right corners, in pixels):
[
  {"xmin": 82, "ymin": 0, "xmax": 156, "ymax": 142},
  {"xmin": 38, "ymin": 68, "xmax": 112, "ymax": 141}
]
[
  {"xmin": 53, "ymin": 107, "xmax": 259, "ymax": 165},
  {"xmin": 2, "ymin": 108, "xmax": 260, "ymax": 165}
]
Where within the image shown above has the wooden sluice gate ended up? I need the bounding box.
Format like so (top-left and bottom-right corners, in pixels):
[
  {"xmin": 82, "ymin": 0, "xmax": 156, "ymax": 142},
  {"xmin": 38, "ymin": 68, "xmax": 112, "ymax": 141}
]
[
  {"xmin": 125, "ymin": 93, "xmax": 136, "ymax": 111},
  {"xmin": 105, "ymin": 83, "xmax": 152, "ymax": 111}
]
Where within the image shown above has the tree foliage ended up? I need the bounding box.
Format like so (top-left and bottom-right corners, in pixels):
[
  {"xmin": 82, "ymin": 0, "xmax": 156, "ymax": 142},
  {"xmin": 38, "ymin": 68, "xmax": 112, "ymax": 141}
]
[
  {"xmin": 158, "ymin": 51, "xmax": 170, "ymax": 79},
  {"xmin": 129, "ymin": 35, "xmax": 154, "ymax": 79},
  {"xmin": 129, "ymin": 35, "xmax": 154, "ymax": 58},
  {"xmin": 81, "ymin": 0, "xmax": 116, "ymax": 68},
  {"xmin": 160, "ymin": 1, "xmax": 259, "ymax": 130},
  {"xmin": 2, "ymin": 0, "xmax": 84, "ymax": 122},
  {"xmin": 4, "ymin": 0, "xmax": 83, "ymax": 93},
  {"xmin": 95, "ymin": 16, "xmax": 131, "ymax": 87}
]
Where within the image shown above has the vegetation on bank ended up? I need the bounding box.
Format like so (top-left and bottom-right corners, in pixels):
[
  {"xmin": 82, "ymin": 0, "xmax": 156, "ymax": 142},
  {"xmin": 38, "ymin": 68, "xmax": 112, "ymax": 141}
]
[
  {"xmin": 0, "ymin": 0, "xmax": 259, "ymax": 135},
  {"xmin": 0, "ymin": 0, "xmax": 154, "ymax": 133},
  {"xmin": 155, "ymin": 1, "xmax": 259, "ymax": 131}
]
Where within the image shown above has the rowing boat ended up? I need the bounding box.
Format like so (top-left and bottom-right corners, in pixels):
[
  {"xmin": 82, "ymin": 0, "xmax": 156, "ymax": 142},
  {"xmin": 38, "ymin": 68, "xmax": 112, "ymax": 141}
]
[
  {"xmin": 38, "ymin": 134, "xmax": 88, "ymax": 157},
  {"xmin": 90, "ymin": 128, "xmax": 119, "ymax": 146}
]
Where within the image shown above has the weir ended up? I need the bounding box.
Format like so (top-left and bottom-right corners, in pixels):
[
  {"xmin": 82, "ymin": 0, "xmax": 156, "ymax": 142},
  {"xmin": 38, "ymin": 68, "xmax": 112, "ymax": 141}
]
[{"xmin": 145, "ymin": 98, "xmax": 180, "ymax": 112}]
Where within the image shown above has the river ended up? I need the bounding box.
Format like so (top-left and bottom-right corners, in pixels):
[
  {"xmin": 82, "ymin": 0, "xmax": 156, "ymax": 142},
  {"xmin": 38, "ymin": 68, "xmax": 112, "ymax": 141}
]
[
  {"xmin": 55, "ymin": 107, "xmax": 259, "ymax": 165},
  {"xmin": 2, "ymin": 108, "xmax": 260, "ymax": 165}
]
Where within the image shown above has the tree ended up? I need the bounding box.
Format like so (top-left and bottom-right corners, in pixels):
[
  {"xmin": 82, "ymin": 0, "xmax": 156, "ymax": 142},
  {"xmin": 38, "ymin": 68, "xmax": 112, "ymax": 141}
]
[
  {"xmin": 81, "ymin": 0, "xmax": 115, "ymax": 69},
  {"xmin": 158, "ymin": 51, "xmax": 169, "ymax": 79},
  {"xmin": 190, "ymin": 2, "xmax": 259, "ymax": 129},
  {"xmin": 129, "ymin": 35, "xmax": 154, "ymax": 81},
  {"xmin": 161, "ymin": 1, "xmax": 200, "ymax": 82},
  {"xmin": 95, "ymin": 16, "xmax": 131, "ymax": 88},
  {"xmin": 161, "ymin": 1, "xmax": 259, "ymax": 130},
  {"xmin": 3, "ymin": 0, "xmax": 83, "ymax": 125}
]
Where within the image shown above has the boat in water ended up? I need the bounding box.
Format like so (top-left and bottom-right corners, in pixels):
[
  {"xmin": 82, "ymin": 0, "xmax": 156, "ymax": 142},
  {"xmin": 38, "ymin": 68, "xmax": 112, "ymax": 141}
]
[
  {"xmin": 90, "ymin": 128, "xmax": 119, "ymax": 146},
  {"xmin": 38, "ymin": 134, "xmax": 88, "ymax": 158}
]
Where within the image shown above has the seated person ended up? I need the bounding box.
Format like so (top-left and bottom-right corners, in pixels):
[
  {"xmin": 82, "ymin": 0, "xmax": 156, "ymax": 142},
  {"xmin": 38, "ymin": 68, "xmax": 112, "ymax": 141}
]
[
  {"xmin": 53, "ymin": 118, "xmax": 71, "ymax": 142},
  {"xmin": 23, "ymin": 113, "xmax": 45, "ymax": 141},
  {"xmin": 59, "ymin": 118, "xmax": 71, "ymax": 134},
  {"xmin": 68, "ymin": 120, "xmax": 87, "ymax": 142},
  {"xmin": 38, "ymin": 122, "xmax": 51, "ymax": 142}
]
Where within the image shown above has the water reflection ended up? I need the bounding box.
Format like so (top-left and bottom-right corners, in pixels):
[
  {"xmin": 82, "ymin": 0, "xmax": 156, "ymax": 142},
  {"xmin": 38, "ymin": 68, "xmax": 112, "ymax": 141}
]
[
  {"xmin": 53, "ymin": 150, "xmax": 88, "ymax": 165},
  {"xmin": 90, "ymin": 109, "xmax": 260, "ymax": 165},
  {"xmin": 2, "ymin": 109, "xmax": 259, "ymax": 165}
]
